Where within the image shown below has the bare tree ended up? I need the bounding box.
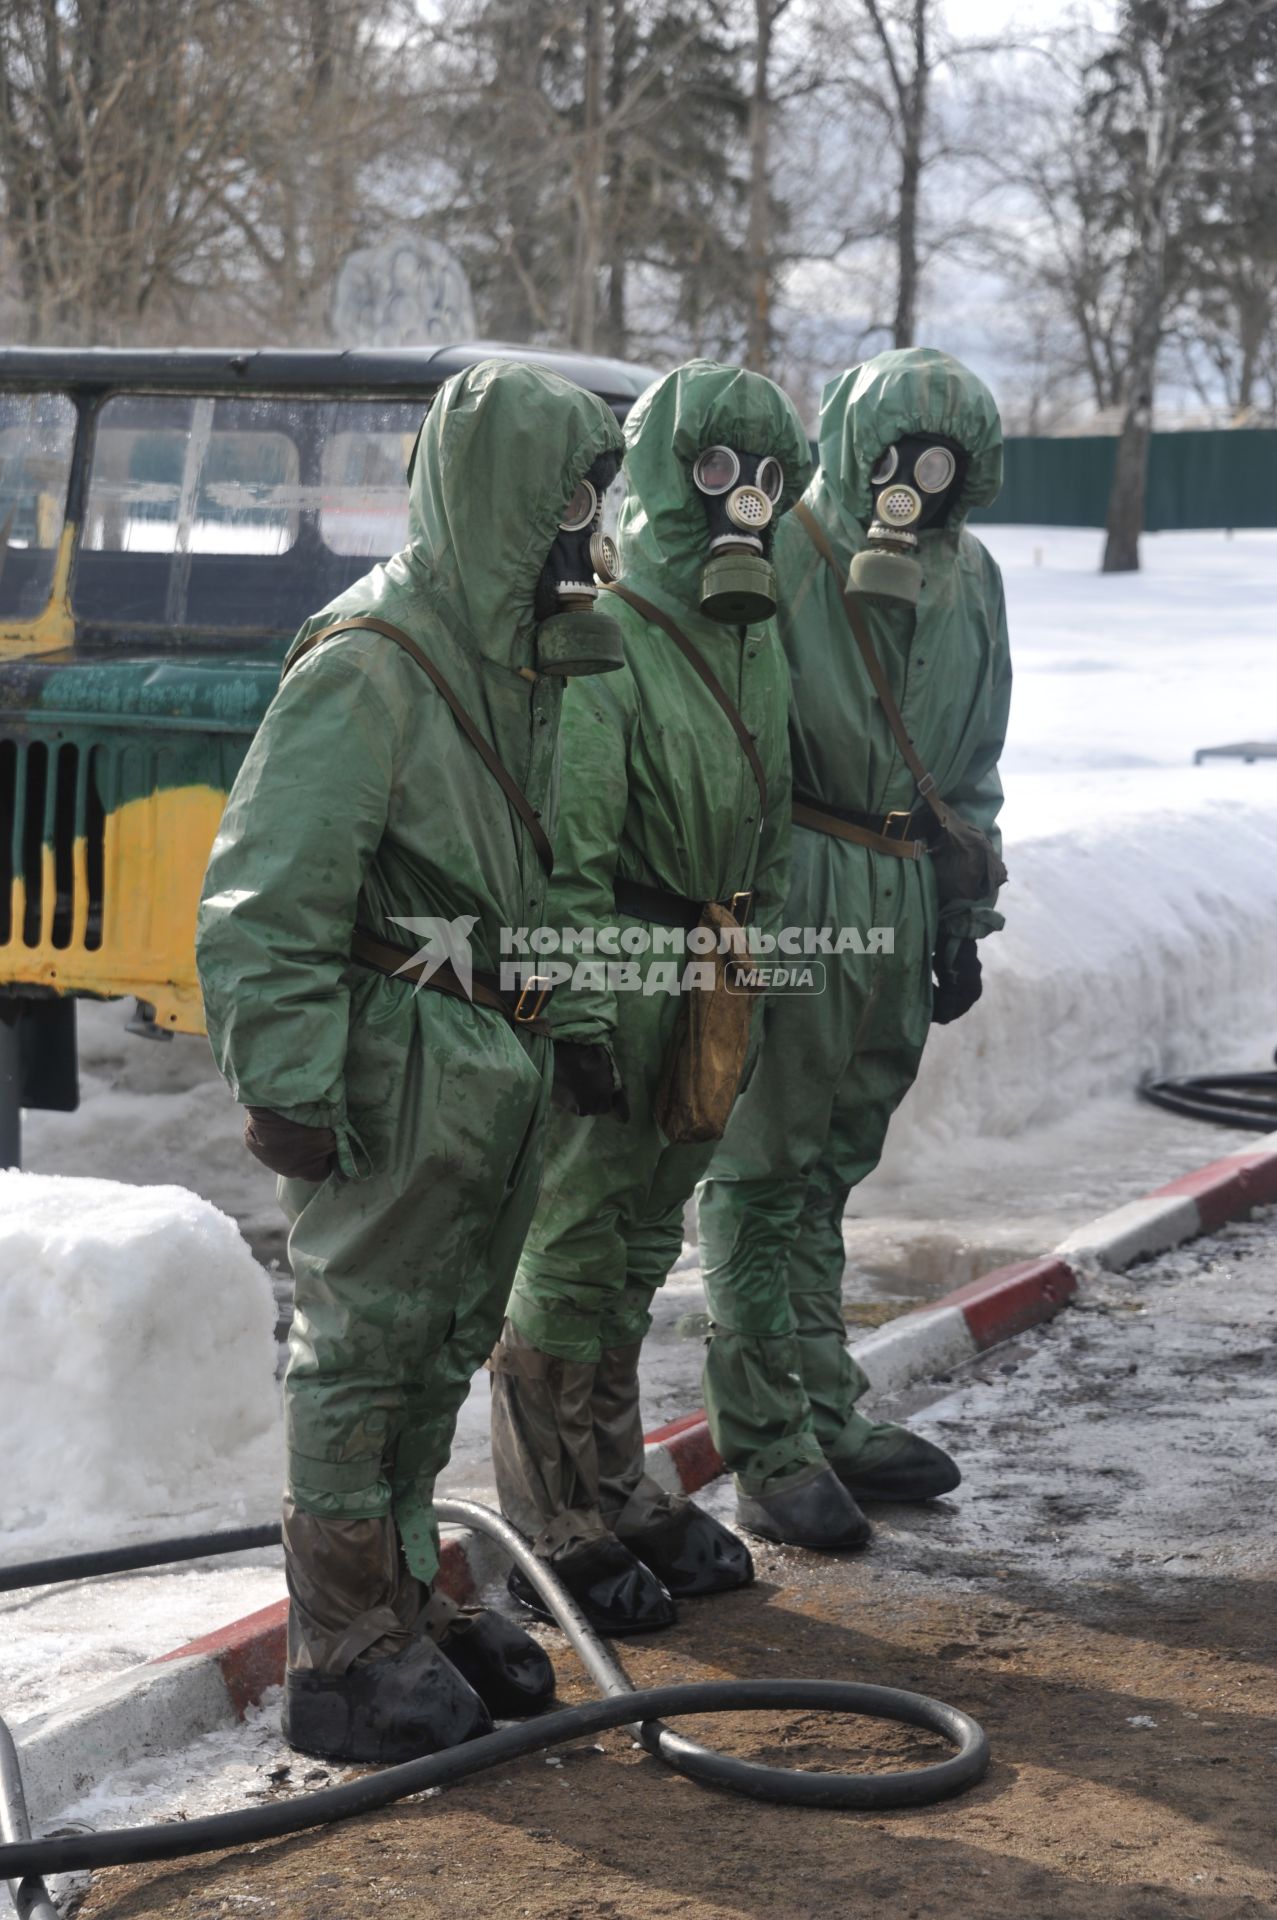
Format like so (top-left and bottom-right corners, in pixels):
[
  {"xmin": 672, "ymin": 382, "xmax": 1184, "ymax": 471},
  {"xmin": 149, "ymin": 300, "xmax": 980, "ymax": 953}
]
[
  {"xmin": 1096, "ymin": 0, "xmax": 1277, "ymax": 571},
  {"xmin": 858, "ymin": 0, "xmax": 931, "ymax": 348},
  {"xmin": 743, "ymin": 0, "xmax": 793, "ymax": 368},
  {"xmin": 0, "ymin": 0, "xmax": 246, "ymax": 342},
  {"xmin": 0, "ymin": 0, "xmax": 429, "ymax": 346}
]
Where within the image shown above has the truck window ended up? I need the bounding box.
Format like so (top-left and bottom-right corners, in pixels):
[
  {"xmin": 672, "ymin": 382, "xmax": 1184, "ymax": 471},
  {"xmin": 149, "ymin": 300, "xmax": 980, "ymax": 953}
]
[
  {"xmin": 0, "ymin": 392, "xmax": 76, "ymax": 620},
  {"xmin": 75, "ymin": 394, "xmax": 427, "ymax": 636},
  {"xmin": 320, "ymin": 424, "xmax": 417, "ymax": 556}
]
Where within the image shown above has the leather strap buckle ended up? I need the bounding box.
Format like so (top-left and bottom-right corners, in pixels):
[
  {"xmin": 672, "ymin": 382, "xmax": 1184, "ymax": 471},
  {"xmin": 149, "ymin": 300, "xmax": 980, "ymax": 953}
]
[
  {"xmin": 881, "ymin": 810, "xmax": 914, "ymax": 841},
  {"xmin": 728, "ymin": 889, "xmax": 754, "ymax": 924},
  {"xmin": 514, "ymin": 975, "xmax": 554, "ymax": 1024}
]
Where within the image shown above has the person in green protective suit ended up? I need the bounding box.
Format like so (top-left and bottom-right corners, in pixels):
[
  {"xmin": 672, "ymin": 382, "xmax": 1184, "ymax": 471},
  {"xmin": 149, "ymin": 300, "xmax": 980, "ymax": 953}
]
[
  {"xmin": 196, "ymin": 360, "xmax": 626, "ymax": 1760},
  {"xmin": 489, "ymin": 360, "xmax": 812, "ymax": 1634},
  {"xmin": 698, "ymin": 348, "xmax": 1012, "ymax": 1551}
]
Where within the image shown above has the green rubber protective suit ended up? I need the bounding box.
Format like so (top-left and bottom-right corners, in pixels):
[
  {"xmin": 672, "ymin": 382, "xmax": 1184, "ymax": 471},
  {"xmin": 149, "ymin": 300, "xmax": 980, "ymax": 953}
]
[
  {"xmin": 493, "ymin": 361, "xmax": 811, "ymax": 1554},
  {"xmin": 699, "ymin": 348, "xmax": 1012, "ymax": 1499},
  {"xmin": 197, "ymin": 360, "xmax": 624, "ymax": 1585}
]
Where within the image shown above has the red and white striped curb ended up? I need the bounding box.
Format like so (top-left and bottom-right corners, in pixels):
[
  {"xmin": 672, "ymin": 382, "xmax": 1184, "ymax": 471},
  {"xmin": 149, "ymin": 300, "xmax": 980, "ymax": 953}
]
[{"xmin": 14, "ymin": 1129, "xmax": 1276, "ymax": 1813}]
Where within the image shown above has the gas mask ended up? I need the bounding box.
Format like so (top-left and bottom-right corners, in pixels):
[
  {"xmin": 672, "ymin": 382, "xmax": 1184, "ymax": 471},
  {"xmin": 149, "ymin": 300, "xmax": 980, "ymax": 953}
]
[
  {"xmin": 848, "ymin": 435, "xmax": 965, "ymax": 604},
  {"xmin": 536, "ymin": 451, "xmax": 621, "ymax": 622},
  {"xmin": 693, "ymin": 445, "xmax": 785, "ymax": 624},
  {"xmin": 534, "ymin": 450, "xmax": 625, "ymax": 677}
]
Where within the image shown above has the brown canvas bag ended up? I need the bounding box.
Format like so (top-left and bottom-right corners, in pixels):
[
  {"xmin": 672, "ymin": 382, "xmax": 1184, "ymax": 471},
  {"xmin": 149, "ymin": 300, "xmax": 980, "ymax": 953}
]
[{"xmin": 652, "ymin": 900, "xmax": 759, "ymax": 1145}]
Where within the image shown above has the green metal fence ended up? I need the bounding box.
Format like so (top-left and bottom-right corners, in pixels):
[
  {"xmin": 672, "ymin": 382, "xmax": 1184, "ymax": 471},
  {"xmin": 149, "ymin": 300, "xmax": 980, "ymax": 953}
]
[{"xmin": 967, "ymin": 429, "xmax": 1277, "ymax": 530}]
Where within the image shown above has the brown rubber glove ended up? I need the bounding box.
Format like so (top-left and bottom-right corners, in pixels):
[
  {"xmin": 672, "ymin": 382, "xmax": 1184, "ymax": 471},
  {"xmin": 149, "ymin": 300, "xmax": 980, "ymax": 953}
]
[{"xmin": 243, "ymin": 1108, "xmax": 337, "ymax": 1182}]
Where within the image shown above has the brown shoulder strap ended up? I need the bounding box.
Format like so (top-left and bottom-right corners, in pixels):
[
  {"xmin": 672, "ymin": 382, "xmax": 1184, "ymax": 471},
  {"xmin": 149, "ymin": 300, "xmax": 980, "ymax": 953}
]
[
  {"xmin": 283, "ymin": 615, "xmax": 554, "ymax": 876},
  {"xmin": 605, "ymin": 583, "xmax": 768, "ymax": 818},
  {"xmin": 793, "ymin": 501, "xmax": 952, "ymax": 830}
]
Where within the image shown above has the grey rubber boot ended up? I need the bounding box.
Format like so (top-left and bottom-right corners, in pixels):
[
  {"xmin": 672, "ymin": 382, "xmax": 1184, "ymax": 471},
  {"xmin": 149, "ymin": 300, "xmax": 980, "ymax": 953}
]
[
  {"xmin": 489, "ymin": 1320, "xmax": 610, "ymax": 1556},
  {"xmin": 736, "ymin": 1466, "xmax": 873, "ymax": 1550},
  {"xmin": 828, "ymin": 1416, "xmax": 961, "ymax": 1501},
  {"xmin": 491, "ymin": 1324, "xmax": 676, "ymax": 1634},
  {"xmin": 593, "ymin": 1339, "xmax": 754, "ymax": 1598},
  {"xmin": 423, "ymin": 1588, "xmax": 556, "ymax": 1719},
  {"xmin": 280, "ymin": 1501, "xmax": 491, "ymax": 1762}
]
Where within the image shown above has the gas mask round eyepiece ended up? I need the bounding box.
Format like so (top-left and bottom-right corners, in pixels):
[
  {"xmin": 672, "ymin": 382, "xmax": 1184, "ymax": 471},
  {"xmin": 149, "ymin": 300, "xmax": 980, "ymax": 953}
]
[
  {"xmin": 694, "ymin": 444, "xmax": 785, "ymax": 624},
  {"xmin": 756, "ymin": 457, "xmax": 784, "ymax": 504},
  {"xmin": 914, "ymin": 445, "xmax": 957, "ymax": 494},
  {"xmin": 693, "ymin": 446, "xmax": 741, "ymax": 495},
  {"xmin": 851, "ymin": 433, "xmax": 965, "ymax": 604},
  {"xmin": 559, "ymin": 478, "xmax": 600, "ymax": 534}
]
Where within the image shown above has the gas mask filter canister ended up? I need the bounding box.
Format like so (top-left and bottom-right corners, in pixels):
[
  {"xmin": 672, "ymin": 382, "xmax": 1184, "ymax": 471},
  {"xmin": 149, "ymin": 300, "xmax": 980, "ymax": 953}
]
[
  {"xmin": 848, "ymin": 436, "xmax": 962, "ymax": 604},
  {"xmin": 694, "ymin": 445, "xmax": 785, "ymax": 624}
]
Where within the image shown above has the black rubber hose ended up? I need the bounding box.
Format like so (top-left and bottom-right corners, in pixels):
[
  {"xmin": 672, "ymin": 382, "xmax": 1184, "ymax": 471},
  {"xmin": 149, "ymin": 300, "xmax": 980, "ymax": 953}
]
[
  {"xmin": 0, "ymin": 1678, "xmax": 987, "ymax": 1879},
  {"xmin": 1139, "ymin": 1069, "xmax": 1277, "ymax": 1132},
  {"xmin": 0, "ymin": 1500, "xmax": 989, "ymax": 1882},
  {"xmin": 0, "ymin": 1526, "xmax": 282, "ymax": 1594}
]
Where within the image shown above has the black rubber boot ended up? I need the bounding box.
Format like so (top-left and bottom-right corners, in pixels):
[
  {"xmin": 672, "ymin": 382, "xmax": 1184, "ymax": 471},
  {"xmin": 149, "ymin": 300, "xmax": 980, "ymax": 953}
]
[
  {"xmin": 508, "ymin": 1535, "xmax": 678, "ymax": 1636},
  {"xmin": 438, "ymin": 1608, "xmax": 556, "ymax": 1718},
  {"xmin": 832, "ymin": 1425, "xmax": 961, "ymax": 1502},
  {"xmin": 736, "ymin": 1467, "xmax": 873, "ymax": 1551},
  {"xmin": 282, "ymin": 1637, "xmax": 493, "ymax": 1764},
  {"xmin": 626, "ymin": 1501, "xmax": 754, "ymax": 1598}
]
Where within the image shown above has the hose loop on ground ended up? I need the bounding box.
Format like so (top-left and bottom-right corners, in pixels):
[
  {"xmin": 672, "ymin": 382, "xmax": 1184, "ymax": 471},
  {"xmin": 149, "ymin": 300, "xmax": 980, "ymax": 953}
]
[{"xmin": 0, "ymin": 1497, "xmax": 989, "ymax": 1887}]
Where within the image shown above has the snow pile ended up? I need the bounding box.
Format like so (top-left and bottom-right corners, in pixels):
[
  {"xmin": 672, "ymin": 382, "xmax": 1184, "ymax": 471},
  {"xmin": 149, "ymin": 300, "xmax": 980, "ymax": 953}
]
[
  {"xmin": 0, "ymin": 1173, "xmax": 282, "ymax": 1554},
  {"xmin": 875, "ymin": 526, "xmax": 1277, "ymax": 1168},
  {"xmin": 22, "ymin": 1015, "xmax": 282, "ymax": 1264},
  {"xmin": 882, "ymin": 786, "xmax": 1277, "ymax": 1164}
]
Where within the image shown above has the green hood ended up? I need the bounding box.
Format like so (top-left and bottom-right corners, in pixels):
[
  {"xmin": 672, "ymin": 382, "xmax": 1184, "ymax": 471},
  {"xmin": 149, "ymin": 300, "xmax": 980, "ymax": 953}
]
[
  {"xmin": 815, "ymin": 348, "xmax": 1003, "ymax": 543},
  {"xmin": 615, "ymin": 359, "xmax": 812, "ymax": 612},
  {"xmin": 401, "ymin": 358, "xmax": 624, "ymax": 667}
]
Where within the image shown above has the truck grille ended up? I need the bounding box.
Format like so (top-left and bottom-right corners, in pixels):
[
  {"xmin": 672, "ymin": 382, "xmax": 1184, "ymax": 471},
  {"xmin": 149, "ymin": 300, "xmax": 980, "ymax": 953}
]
[{"xmin": 0, "ymin": 737, "xmax": 106, "ymax": 951}]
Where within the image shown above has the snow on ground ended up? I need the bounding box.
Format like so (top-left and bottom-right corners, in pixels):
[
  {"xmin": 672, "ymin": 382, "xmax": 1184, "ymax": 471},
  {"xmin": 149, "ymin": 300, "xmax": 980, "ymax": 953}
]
[
  {"xmin": 5, "ymin": 524, "xmax": 1277, "ymax": 1718},
  {"xmin": 0, "ymin": 1554, "xmax": 284, "ymax": 1725},
  {"xmin": 0, "ymin": 1174, "xmax": 282, "ymax": 1558}
]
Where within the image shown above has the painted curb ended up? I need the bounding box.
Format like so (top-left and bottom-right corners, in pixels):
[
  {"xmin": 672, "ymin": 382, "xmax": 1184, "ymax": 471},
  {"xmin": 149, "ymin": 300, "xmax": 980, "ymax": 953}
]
[{"xmin": 15, "ymin": 1130, "xmax": 1276, "ymax": 1816}]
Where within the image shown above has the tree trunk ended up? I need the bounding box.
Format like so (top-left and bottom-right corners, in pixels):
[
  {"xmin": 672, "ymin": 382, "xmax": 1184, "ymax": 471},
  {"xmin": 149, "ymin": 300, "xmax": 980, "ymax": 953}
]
[
  {"xmin": 891, "ymin": 0, "xmax": 927, "ymax": 349},
  {"xmin": 1233, "ymin": 275, "xmax": 1270, "ymax": 418},
  {"xmin": 1101, "ymin": 19, "xmax": 1181, "ymax": 575},
  {"xmin": 570, "ymin": 0, "xmax": 606, "ymax": 351},
  {"xmin": 744, "ymin": 0, "xmax": 773, "ymax": 371},
  {"xmin": 1101, "ymin": 379, "xmax": 1154, "ymax": 572},
  {"xmin": 893, "ymin": 131, "xmax": 921, "ymax": 348},
  {"xmin": 602, "ymin": 0, "xmax": 629, "ymax": 358},
  {"xmin": 1104, "ymin": 223, "xmax": 1164, "ymax": 569}
]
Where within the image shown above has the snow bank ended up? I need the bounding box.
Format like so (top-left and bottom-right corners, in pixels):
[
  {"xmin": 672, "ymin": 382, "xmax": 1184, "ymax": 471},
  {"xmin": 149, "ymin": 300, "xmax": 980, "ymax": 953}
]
[
  {"xmin": 877, "ymin": 526, "xmax": 1277, "ymax": 1167},
  {"xmin": 882, "ymin": 790, "xmax": 1277, "ymax": 1169},
  {"xmin": 0, "ymin": 1174, "xmax": 281, "ymax": 1554},
  {"xmin": 22, "ymin": 1016, "xmax": 281, "ymax": 1264}
]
